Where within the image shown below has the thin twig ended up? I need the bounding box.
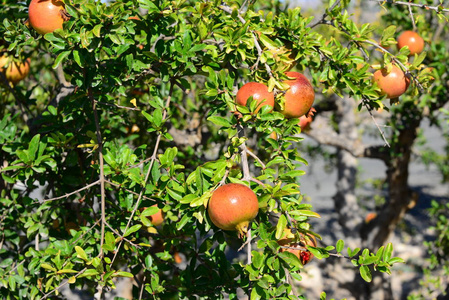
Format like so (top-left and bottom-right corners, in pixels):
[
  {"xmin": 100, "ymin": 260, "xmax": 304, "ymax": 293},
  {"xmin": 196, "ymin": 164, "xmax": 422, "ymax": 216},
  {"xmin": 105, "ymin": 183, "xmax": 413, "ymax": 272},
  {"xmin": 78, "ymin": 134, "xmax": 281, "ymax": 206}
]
[
  {"xmin": 40, "ymin": 179, "xmax": 101, "ymax": 203},
  {"xmin": 407, "ymin": 3, "xmax": 416, "ymax": 32},
  {"xmin": 105, "ymin": 221, "xmax": 141, "ymax": 249},
  {"xmin": 369, "ymin": 0, "xmax": 449, "ymax": 13},
  {"xmin": 105, "ymin": 179, "xmax": 158, "ymax": 202},
  {"xmin": 89, "ymin": 86, "xmax": 107, "ymax": 300},
  {"xmin": 362, "ymin": 99, "xmax": 390, "ymax": 147},
  {"xmin": 138, "ymin": 275, "xmax": 147, "ymax": 300},
  {"xmin": 246, "ymin": 148, "xmax": 266, "ymax": 169},
  {"xmin": 308, "ymin": 0, "xmax": 342, "ymax": 28},
  {"xmin": 89, "ymin": 88, "xmax": 106, "ymax": 259},
  {"xmin": 40, "ymin": 268, "xmax": 88, "ymax": 300},
  {"xmin": 95, "ymin": 100, "xmax": 141, "ymax": 111}
]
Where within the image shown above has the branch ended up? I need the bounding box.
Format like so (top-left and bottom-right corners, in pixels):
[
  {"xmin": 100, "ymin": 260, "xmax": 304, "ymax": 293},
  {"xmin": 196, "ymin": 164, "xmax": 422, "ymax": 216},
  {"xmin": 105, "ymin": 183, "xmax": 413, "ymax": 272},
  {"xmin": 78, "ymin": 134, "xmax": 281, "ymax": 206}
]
[
  {"xmin": 40, "ymin": 179, "xmax": 101, "ymax": 203},
  {"xmin": 308, "ymin": 0, "xmax": 342, "ymax": 28},
  {"xmin": 369, "ymin": 0, "xmax": 449, "ymax": 13},
  {"xmin": 88, "ymin": 87, "xmax": 106, "ymax": 261},
  {"xmin": 110, "ymin": 80, "xmax": 175, "ymax": 266},
  {"xmin": 305, "ymin": 116, "xmax": 390, "ymax": 161}
]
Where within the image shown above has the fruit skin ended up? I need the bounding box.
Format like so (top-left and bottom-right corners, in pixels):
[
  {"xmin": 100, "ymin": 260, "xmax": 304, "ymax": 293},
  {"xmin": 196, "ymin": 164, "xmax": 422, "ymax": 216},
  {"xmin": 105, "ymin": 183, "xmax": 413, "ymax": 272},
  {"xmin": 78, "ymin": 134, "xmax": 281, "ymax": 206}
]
[
  {"xmin": 208, "ymin": 183, "xmax": 259, "ymax": 238},
  {"xmin": 298, "ymin": 107, "xmax": 316, "ymax": 132},
  {"xmin": 278, "ymin": 229, "xmax": 317, "ymax": 265},
  {"xmin": 0, "ymin": 55, "xmax": 30, "ymax": 84},
  {"xmin": 373, "ymin": 65, "xmax": 410, "ymax": 99},
  {"xmin": 236, "ymin": 82, "xmax": 274, "ymax": 114},
  {"xmin": 28, "ymin": 0, "xmax": 67, "ymax": 35},
  {"xmin": 397, "ymin": 31, "xmax": 424, "ymax": 56},
  {"xmin": 140, "ymin": 205, "xmax": 164, "ymax": 226},
  {"xmin": 279, "ymin": 72, "xmax": 315, "ymax": 118},
  {"xmin": 149, "ymin": 205, "xmax": 164, "ymax": 226}
]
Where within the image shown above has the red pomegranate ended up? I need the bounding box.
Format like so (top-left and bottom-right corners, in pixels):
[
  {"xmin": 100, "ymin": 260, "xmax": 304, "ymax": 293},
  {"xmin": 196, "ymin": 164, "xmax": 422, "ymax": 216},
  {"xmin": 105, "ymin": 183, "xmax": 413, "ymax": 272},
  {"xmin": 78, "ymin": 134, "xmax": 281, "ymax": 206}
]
[
  {"xmin": 236, "ymin": 82, "xmax": 275, "ymax": 114},
  {"xmin": 298, "ymin": 107, "xmax": 316, "ymax": 132},
  {"xmin": 28, "ymin": 0, "xmax": 69, "ymax": 35},
  {"xmin": 373, "ymin": 65, "xmax": 410, "ymax": 99},
  {"xmin": 207, "ymin": 183, "xmax": 259, "ymax": 238},
  {"xmin": 279, "ymin": 72, "xmax": 315, "ymax": 118},
  {"xmin": 397, "ymin": 31, "xmax": 424, "ymax": 56}
]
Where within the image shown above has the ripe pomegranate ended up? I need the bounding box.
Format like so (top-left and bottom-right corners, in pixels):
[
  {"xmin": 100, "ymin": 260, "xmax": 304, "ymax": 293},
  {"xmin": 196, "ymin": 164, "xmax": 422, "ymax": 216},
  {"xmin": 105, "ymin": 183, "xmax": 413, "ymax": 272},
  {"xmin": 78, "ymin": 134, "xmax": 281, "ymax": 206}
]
[
  {"xmin": 397, "ymin": 31, "xmax": 424, "ymax": 56},
  {"xmin": 278, "ymin": 228, "xmax": 317, "ymax": 265},
  {"xmin": 141, "ymin": 204, "xmax": 164, "ymax": 226},
  {"xmin": 28, "ymin": 0, "xmax": 70, "ymax": 35},
  {"xmin": 373, "ymin": 65, "xmax": 410, "ymax": 99},
  {"xmin": 279, "ymin": 72, "xmax": 315, "ymax": 118},
  {"xmin": 236, "ymin": 82, "xmax": 274, "ymax": 114},
  {"xmin": 207, "ymin": 183, "xmax": 259, "ymax": 238},
  {"xmin": 298, "ymin": 107, "xmax": 316, "ymax": 132},
  {"xmin": 0, "ymin": 55, "xmax": 30, "ymax": 84}
]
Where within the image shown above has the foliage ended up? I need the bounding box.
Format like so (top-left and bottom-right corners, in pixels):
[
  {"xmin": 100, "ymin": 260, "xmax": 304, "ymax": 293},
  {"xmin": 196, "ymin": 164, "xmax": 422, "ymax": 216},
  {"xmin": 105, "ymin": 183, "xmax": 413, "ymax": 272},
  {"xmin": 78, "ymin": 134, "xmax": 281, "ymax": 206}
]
[{"xmin": 2, "ymin": 0, "xmax": 448, "ymax": 299}]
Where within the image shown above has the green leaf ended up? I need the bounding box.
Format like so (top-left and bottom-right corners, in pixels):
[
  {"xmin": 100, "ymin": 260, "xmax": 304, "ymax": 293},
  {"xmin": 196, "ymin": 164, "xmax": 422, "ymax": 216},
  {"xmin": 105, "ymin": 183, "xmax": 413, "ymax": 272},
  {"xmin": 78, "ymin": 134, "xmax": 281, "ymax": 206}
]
[
  {"xmin": 383, "ymin": 242, "xmax": 393, "ymax": 261},
  {"xmin": 123, "ymin": 224, "xmax": 142, "ymax": 237},
  {"xmin": 289, "ymin": 210, "xmax": 321, "ymax": 218},
  {"xmin": 336, "ymin": 239, "xmax": 344, "ymax": 253},
  {"xmin": 75, "ymin": 246, "xmax": 88, "ymax": 261},
  {"xmin": 78, "ymin": 269, "xmax": 99, "ymax": 278},
  {"xmin": 56, "ymin": 269, "xmax": 78, "ymax": 274},
  {"xmin": 275, "ymin": 215, "xmax": 287, "ymax": 239},
  {"xmin": 92, "ymin": 24, "xmax": 102, "ymax": 38},
  {"xmin": 153, "ymin": 108, "xmax": 163, "ymax": 127},
  {"xmin": 103, "ymin": 231, "xmax": 116, "ymax": 252},
  {"xmin": 388, "ymin": 257, "xmax": 405, "ymax": 265},
  {"xmin": 28, "ymin": 134, "xmax": 40, "ymax": 162},
  {"xmin": 113, "ymin": 271, "xmax": 133, "ymax": 278},
  {"xmin": 52, "ymin": 51, "xmax": 71, "ymax": 69},
  {"xmin": 16, "ymin": 149, "xmax": 30, "ymax": 164},
  {"xmin": 41, "ymin": 263, "xmax": 56, "ymax": 272},
  {"xmin": 359, "ymin": 265, "xmax": 372, "ymax": 282},
  {"xmin": 207, "ymin": 116, "xmax": 232, "ymax": 128}
]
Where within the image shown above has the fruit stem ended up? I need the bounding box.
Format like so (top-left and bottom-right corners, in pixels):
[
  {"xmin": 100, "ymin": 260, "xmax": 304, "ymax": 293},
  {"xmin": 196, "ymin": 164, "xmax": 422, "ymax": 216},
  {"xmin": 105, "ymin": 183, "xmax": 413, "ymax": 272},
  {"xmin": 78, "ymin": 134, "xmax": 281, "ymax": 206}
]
[{"xmin": 236, "ymin": 221, "xmax": 250, "ymax": 239}]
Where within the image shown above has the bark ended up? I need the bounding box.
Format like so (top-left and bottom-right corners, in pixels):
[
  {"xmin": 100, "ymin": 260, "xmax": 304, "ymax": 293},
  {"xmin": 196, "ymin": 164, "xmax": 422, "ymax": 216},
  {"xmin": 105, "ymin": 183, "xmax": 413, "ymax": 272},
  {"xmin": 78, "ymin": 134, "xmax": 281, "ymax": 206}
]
[{"xmin": 361, "ymin": 116, "xmax": 421, "ymax": 250}]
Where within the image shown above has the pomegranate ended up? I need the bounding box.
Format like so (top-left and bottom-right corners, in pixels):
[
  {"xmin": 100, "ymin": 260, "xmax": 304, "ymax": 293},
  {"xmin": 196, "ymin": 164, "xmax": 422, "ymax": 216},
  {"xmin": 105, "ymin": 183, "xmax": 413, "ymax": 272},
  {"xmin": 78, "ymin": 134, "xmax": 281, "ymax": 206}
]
[
  {"xmin": 141, "ymin": 205, "xmax": 164, "ymax": 226},
  {"xmin": 279, "ymin": 72, "xmax": 315, "ymax": 118},
  {"xmin": 278, "ymin": 228, "xmax": 317, "ymax": 265},
  {"xmin": 28, "ymin": 0, "xmax": 70, "ymax": 35},
  {"xmin": 236, "ymin": 82, "xmax": 274, "ymax": 114},
  {"xmin": 298, "ymin": 107, "xmax": 316, "ymax": 132},
  {"xmin": 0, "ymin": 55, "xmax": 30, "ymax": 84},
  {"xmin": 373, "ymin": 65, "xmax": 410, "ymax": 99},
  {"xmin": 397, "ymin": 31, "xmax": 424, "ymax": 56},
  {"xmin": 207, "ymin": 183, "xmax": 259, "ymax": 238}
]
